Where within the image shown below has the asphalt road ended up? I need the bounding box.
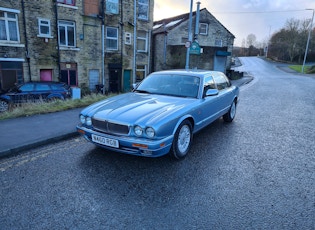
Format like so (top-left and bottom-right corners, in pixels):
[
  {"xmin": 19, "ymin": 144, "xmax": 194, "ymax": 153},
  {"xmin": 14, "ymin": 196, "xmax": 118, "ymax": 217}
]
[{"xmin": 0, "ymin": 57, "xmax": 314, "ymax": 229}]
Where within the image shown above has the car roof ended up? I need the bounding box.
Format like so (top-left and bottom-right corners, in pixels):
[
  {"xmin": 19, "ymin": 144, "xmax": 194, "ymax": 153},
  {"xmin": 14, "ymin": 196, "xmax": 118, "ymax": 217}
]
[{"xmin": 150, "ymin": 69, "xmax": 222, "ymax": 77}]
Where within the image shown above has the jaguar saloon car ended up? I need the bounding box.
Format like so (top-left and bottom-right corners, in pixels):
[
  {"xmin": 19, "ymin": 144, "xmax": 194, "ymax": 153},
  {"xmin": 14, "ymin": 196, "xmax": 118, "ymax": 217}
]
[
  {"xmin": 0, "ymin": 82, "xmax": 71, "ymax": 112},
  {"xmin": 77, "ymin": 70, "xmax": 239, "ymax": 159}
]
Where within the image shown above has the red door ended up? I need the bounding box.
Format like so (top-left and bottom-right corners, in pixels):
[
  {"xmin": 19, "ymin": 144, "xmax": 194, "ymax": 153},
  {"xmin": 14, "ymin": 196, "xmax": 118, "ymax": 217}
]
[{"xmin": 40, "ymin": 69, "xmax": 53, "ymax": 81}]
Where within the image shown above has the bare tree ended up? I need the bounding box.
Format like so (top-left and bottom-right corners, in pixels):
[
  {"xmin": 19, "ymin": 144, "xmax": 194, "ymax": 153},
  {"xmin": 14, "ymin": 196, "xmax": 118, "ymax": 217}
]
[{"xmin": 246, "ymin": 34, "xmax": 257, "ymax": 48}]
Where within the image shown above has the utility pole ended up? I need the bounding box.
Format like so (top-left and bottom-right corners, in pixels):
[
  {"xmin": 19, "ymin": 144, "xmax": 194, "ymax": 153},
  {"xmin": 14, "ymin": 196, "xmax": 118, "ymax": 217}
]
[{"xmin": 302, "ymin": 9, "xmax": 314, "ymax": 74}]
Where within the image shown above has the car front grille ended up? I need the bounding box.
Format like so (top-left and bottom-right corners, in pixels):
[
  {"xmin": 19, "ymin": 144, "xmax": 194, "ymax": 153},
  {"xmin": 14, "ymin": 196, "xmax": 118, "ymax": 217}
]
[{"xmin": 92, "ymin": 118, "xmax": 129, "ymax": 135}]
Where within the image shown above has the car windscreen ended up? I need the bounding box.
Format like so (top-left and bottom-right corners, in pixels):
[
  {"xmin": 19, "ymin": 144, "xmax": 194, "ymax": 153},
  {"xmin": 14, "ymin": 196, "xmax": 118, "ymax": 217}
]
[{"xmin": 135, "ymin": 74, "xmax": 200, "ymax": 98}]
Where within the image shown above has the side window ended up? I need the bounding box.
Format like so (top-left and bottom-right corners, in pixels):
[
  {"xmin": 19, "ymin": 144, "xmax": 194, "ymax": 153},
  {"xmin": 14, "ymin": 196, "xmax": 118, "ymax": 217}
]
[
  {"xmin": 36, "ymin": 84, "xmax": 50, "ymax": 91},
  {"xmin": 204, "ymin": 76, "xmax": 215, "ymax": 90},
  {"xmin": 212, "ymin": 73, "xmax": 229, "ymax": 90},
  {"xmin": 19, "ymin": 84, "xmax": 35, "ymax": 92}
]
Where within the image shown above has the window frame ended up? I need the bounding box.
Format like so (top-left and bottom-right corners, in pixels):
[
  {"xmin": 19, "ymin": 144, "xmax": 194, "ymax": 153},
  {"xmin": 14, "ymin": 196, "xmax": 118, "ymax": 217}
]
[
  {"xmin": 0, "ymin": 9, "xmax": 20, "ymax": 43},
  {"xmin": 136, "ymin": 65, "xmax": 146, "ymax": 82},
  {"xmin": 137, "ymin": 30, "xmax": 148, "ymax": 52},
  {"xmin": 106, "ymin": 0, "xmax": 119, "ymax": 14},
  {"xmin": 38, "ymin": 18, "xmax": 52, "ymax": 38},
  {"xmin": 138, "ymin": 0, "xmax": 149, "ymax": 20},
  {"xmin": 58, "ymin": 20, "xmax": 76, "ymax": 47},
  {"xmin": 106, "ymin": 26, "xmax": 119, "ymax": 51},
  {"xmin": 215, "ymin": 39, "xmax": 223, "ymax": 47},
  {"xmin": 57, "ymin": 0, "xmax": 76, "ymax": 6},
  {"xmin": 199, "ymin": 23, "xmax": 208, "ymax": 35},
  {"xmin": 212, "ymin": 73, "xmax": 230, "ymax": 90}
]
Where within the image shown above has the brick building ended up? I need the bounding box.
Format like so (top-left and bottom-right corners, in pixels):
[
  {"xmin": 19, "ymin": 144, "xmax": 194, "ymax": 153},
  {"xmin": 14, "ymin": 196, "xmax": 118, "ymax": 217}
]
[
  {"xmin": 152, "ymin": 8, "xmax": 235, "ymax": 73},
  {"xmin": 0, "ymin": 0, "xmax": 153, "ymax": 93}
]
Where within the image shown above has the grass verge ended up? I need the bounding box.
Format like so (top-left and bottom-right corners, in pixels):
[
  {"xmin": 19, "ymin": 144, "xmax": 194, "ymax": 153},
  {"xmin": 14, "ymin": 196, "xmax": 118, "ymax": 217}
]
[
  {"xmin": 289, "ymin": 65, "xmax": 315, "ymax": 73},
  {"xmin": 0, "ymin": 93, "xmax": 115, "ymax": 121}
]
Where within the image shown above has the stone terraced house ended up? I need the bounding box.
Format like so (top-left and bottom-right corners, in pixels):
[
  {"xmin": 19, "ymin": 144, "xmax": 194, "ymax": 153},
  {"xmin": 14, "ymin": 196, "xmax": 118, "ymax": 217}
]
[
  {"xmin": 0, "ymin": 0, "xmax": 153, "ymax": 93},
  {"xmin": 152, "ymin": 8, "xmax": 235, "ymax": 73}
]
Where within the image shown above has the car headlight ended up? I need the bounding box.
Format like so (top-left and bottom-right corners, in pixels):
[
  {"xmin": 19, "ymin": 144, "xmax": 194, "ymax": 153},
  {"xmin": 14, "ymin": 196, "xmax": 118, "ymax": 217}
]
[
  {"xmin": 80, "ymin": 115, "xmax": 86, "ymax": 124},
  {"xmin": 86, "ymin": 117, "xmax": 92, "ymax": 126},
  {"xmin": 134, "ymin": 125, "xmax": 143, "ymax": 136},
  {"xmin": 146, "ymin": 127, "xmax": 155, "ymax": 138}
]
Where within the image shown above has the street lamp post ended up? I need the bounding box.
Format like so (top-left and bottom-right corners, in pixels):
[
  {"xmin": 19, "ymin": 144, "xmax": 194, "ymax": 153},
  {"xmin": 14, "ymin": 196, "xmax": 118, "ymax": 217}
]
[
  {"xmin": 185, "ymin": 0, "xmax": 193, "ymax": 70},
  {"xmin": 302, "ymin": 9, "xmax": 314, "ymax": 74}
]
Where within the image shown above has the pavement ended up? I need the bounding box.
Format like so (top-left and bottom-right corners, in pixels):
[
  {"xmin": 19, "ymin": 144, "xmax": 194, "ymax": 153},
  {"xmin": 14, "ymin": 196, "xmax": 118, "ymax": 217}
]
[{"xmin": 0, "ymin": 74, "xmax": 252, "ymax": 159}]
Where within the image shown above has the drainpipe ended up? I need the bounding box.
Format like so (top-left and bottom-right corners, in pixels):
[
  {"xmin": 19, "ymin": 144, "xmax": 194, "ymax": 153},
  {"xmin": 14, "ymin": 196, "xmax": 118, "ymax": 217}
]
[
  {"xmin": 101, "ymin": 0, "xmax": 105, "ymax": 94},
  {"xmin": 21, "ymin": 0, "xmax": 32, "ymax": 81},
  {"xmin": 195, "ymin": 2, "xmax": 200, "ymax": 40},
  {"xmin": 133, "ymin": 0, "xmax": 137, "ymax": 84},
  {"xmin": 147, "ymin": 29, "xmax": 151, "ymax": 73},
  {"xmin": 120, "ymin": 0, "xmax": 124, "ymax": 90},
  {"xmin": 54, "ymin": 0, "xmax": 61, "ymax": 81}
]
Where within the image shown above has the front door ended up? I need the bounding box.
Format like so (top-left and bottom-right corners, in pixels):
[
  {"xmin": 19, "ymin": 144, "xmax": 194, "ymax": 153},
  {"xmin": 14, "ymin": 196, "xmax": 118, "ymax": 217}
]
[
  {"xmin": 123, "ymin": 70, "xmax": 131, "ymax": 92},
  {"xmin": 40, "ymin": 69, "xmax": 53, "ymax": 81},
  {"xmin": 109, "ymin": 69, "xmax": 121, "ymax": 93}
]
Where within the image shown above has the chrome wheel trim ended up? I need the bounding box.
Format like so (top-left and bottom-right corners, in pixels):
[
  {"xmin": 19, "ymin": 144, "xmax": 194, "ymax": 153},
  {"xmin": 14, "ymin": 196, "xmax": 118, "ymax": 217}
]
[
  {"xmin": 177, "ymin": 124, "xmax": 191, "ymax": 153},
  {"xmin": 0, "ymin": 101, "xmax": 8, "ymax": 112}
]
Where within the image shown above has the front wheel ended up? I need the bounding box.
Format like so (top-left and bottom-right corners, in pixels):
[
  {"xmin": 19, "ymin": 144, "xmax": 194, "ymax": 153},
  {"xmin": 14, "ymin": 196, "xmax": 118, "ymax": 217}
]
[
  {"xmin": 0, "ymin": 100, "xmax": 9, "ymax": 112},
  {"xmin": 170, "ymin": 120, "xmax": 193, "ymax": 159},
  {"xmin": 223, "ymin": 100, "xmax": 236, "ymax": 122}
]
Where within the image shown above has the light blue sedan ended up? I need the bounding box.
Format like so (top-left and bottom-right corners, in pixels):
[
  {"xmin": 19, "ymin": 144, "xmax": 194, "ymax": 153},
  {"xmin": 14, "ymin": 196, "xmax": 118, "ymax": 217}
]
[{"xmin": 77, "ymin": 70, "xmax": 239, "ymax": 159}]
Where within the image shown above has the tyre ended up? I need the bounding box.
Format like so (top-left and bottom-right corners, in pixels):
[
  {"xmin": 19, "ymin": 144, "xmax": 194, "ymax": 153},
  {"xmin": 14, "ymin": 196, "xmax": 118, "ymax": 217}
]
[
  {"xmin": 0, "ymin": 100, "xmax": 9, "ymax": 112},
  {"xmin": 223, "ymin": 100, "xmax": 236, "ymax": 122},
  {"xmin": 170, "ymin": 120, "xmax": 193, "ymax": 159}
]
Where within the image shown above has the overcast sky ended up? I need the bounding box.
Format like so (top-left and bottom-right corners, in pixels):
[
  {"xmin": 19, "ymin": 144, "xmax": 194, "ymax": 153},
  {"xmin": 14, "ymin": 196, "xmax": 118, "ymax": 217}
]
[{"xmin": 154, "ymin": 0, "xmax": 315, "ymax": 46}]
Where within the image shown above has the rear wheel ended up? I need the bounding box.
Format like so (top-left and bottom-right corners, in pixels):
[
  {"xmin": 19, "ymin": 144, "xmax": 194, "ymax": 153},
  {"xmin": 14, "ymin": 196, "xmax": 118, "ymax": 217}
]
[
  {"xmin": 223, "ymin": 100, "xmax": 236, "ymax": 122},
  {"xmin": 0, "ymin": 100, "xmax": 9, "ymax": 112},
  {"xmin": 170, "ymin": 120, "xmax": 193, "ymax": 159}
]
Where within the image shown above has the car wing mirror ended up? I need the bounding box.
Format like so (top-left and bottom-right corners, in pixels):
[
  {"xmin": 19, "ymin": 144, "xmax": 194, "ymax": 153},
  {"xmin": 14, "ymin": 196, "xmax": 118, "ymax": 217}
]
[{"xmin": 205, "ymin": 88, "xmax": 219, "ymax": 97}]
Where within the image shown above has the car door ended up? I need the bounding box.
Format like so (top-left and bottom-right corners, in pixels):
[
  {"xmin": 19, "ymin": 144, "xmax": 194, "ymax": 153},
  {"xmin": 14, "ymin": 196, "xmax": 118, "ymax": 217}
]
[
  {"xmin": 33, "ymin": 83, "xmax": 51, "ymax": 101},
  {"xmin": 212, "ymin": 72, "xmax": 234, "ymax": 112},
  {"xmin": 195, "ymin": 75, "xmax": 222, "ymax": 129},
  {"xmin": 10, "ymin": 83, "xmax": 35, "ymax": 103}
]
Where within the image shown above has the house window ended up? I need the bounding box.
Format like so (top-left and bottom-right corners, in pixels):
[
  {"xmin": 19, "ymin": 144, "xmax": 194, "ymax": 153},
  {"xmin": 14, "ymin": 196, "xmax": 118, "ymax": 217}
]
[
  {"xmin": 106, "ymin": 0, "xmax": 119, "ymax": 14},
  {"xmin": 38, "ymin": 18, "xmax": 51, "ymax": 37},
  {"xmin": 58, "ymin": 20, "xmax": 76, "ymax": 47},
  {"xmin": 106, "ymin": 27, "xmax": 118, "ymax": 50},
  {"xmin": 125, "ymin": 32, "xmax": 131, "ymax": 45},
  {"xmin": 57, "ymin": 0, "xmax": 75, "ymax": 5},
  {"xmin": 136, "ymin": 65, "xmax": 146, "ymax": 82},
  {"xmin": 0, "ymin": 10, "xmax": 20, "ymax": 42},
  {"xmin": 138, "ymin": 0, "xmax": 149, "ymax": 20},
  {"xmin": 199, "ymin": 23, "xmax": 208, "ymax": 35},
  {"xmin": 137, "ymin": 30, "xmax": 147, "ymax": 52},
  {"xmin": 215, "ymin": 39, "xmax": 222, "ymax": 47}
]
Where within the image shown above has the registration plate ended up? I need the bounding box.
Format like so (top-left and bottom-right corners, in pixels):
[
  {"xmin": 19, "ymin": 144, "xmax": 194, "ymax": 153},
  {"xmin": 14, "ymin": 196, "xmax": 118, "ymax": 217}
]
[{"xmin": 91, "ymin": 134, "xmax": 119, "ymax": 148}]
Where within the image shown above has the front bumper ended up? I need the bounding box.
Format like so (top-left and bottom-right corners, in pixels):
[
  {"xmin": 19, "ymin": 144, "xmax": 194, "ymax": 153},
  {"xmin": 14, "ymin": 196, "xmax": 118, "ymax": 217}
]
[{"xmin": 76, "ymin": 125, "xmax": 173, "ymax": 157}]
